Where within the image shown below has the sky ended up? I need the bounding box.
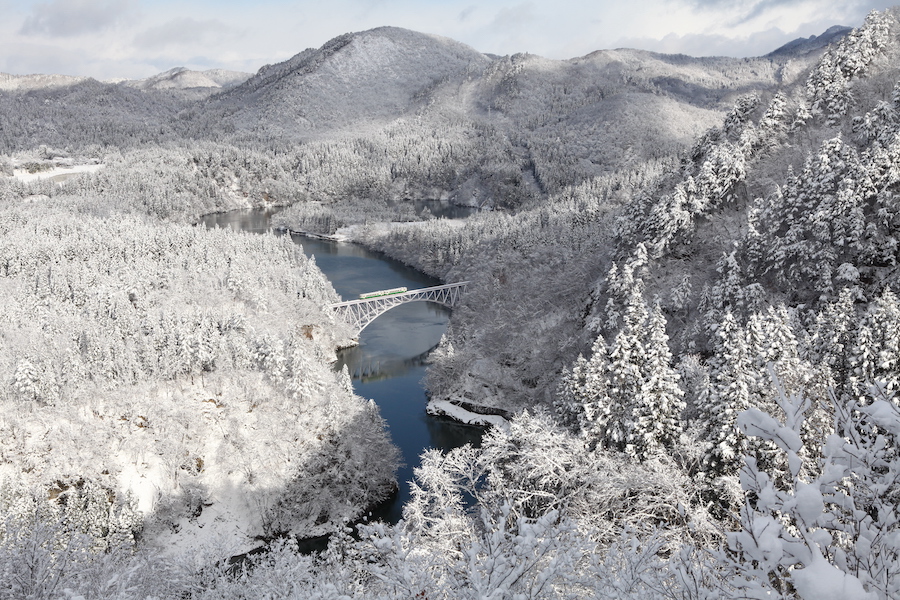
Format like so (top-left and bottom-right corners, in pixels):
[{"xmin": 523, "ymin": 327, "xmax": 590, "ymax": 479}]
[{"xmin": 0, "ymin": 0, "xmax": 896, "ymax": 80}]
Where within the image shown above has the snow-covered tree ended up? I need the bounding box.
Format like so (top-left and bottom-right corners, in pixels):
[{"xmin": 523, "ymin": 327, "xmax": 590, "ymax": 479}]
[
  {"xmin": 723, "ymin": 380, "xmax": 900, "ymax": 600},
  {"xmin": 701, "ymin": 311, "xmax": 754, "ymax": 477},
  {"xmin": 806, "ymin": 10, "xmax": 894, "ymax": 123},
  {"xmin": 572, "ymin": 277, "xmax": 685, "ymax": 461}
]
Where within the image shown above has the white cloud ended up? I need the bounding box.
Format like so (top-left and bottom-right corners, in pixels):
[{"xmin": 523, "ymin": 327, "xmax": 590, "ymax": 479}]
[
  {"xmin": 489, "ymin": 2, "xmax": 536, "ymax": 30},
  {"xmin": 133, "ymin": 17, "xmax": 241, "ymax": 50},
  {"xmin": 1, "ymin": 0, "xmax": 895, "ymax": 79},
  {"xmin": 19, "ymin": 0, "xmax": 137, "ymax": 37},
  {"xmin": 458, "ymin": 5, "xmax": 477, "ymax": 22},
  {"xmin": 617, "ymin": 29, "xmax": 794, "ymax": 57}
]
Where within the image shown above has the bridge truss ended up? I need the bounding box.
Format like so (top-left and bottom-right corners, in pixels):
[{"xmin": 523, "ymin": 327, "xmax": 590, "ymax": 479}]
[{"xmin": 330, "ymin": 281, "xmax": 469, "ymax": 336}]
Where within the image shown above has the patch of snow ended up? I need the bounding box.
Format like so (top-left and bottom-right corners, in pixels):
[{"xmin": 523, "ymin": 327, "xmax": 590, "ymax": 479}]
[
  {"xmin": 11, "ymin": 163, "xmax": 103, "ymax": 183},
  {"xmin": 792, "ymin": 482, "xmax": 824, "ymax": 525},
  {"xmin": 121, "ymin": 68, "xmax": 252, "ymax": 91},
  {"xmin": 862, "ymin": 400, "xmax": 900, "ymax": 436},
  {"xmin": 117, "ymin": 457, "xmax": 163, "ymax": 516},
  {"xmin": 154, "ymin": 474, "xmax": 261, "ymax": 560},
  {"xmin": 737, "ymin": 407, "xmax": 802, "ymax": 453},
  {"xmin": 427, "ymin": 398, "xmax": 508, "ymax": 429},
  {"xmin": 791, "ymin": 554, "xmax": 877, "ymax": 600},
  {"xmin": 0, "ymin": 72, "xmax": 88, "ymax": 91}
]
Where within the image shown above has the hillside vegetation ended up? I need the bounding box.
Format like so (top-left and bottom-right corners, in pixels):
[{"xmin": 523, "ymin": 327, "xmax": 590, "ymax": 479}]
[{"xmin": 4, "ymin": 10, "xmax": 900, "ymax": 598}]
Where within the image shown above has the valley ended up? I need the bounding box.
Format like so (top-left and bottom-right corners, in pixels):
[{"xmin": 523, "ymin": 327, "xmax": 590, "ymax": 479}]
[{"xmin": 2, "ymin": 9, "xmax": 900, "ymax": 598}]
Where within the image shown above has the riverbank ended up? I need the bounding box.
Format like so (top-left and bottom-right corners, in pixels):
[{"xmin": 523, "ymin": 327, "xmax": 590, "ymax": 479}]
[
  {"xmin": 207, "ymin": 209, "xmax": 487, "ymax": 527},
  {"xmin": 273, "ymin": 211, "xmax": 522, "ymax": 425},
  {"xmin": 427, "ymin": 398, "xmax": 510, "ymax": 428}
]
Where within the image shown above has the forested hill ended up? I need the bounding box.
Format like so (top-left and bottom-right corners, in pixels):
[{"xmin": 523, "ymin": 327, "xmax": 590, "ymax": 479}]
[
  {"xmin": 376, "ymin": 8, "xmax": 900, "ymax": 425},
  {"xmin": 200, "ymin": 25, "xmax": 835, "ymax": 189},
  {"xmin": 0, "ymin": 24, "xmax": 843, "ymax": 204},
  {"xmin": 204, "ymin": 24, "xmax": 815, "ymax": 142},
  {"xmin": 208, "ymin": 26, "xmax": 492, "ymax": 134}
]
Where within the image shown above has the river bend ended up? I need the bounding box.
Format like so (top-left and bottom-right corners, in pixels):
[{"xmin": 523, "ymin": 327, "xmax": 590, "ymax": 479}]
[{"xmin": 201, "ymin": 208, "xmax": 482, "ymax": 524}]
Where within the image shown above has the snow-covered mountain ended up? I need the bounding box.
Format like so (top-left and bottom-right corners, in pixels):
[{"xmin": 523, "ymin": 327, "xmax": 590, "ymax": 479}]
[
  {"xmin": 0, "ymin": 24, "xmax": 851, "ymax": 206},
  {"xmin": 766, "ymin": 24, "xmax": 853, "ymax": 57},
  {"xmin": 212, "ymin": 26, "xmax": 492, "ymax": 132},
  {"xmin": 122, "ymin": 67, "xmax": 251, "ymax": 91},
  {"xmin": 168, "ymin": 25, "xmax": 842, "ymax": 197},
  {"xmin": 0, "ymin": 24, "xmax": 846, "ymax": 179},
  {"xmin": 0, "ymin": 72, "xmax": 89, "ymax": 91},
  {"xmin": 207, "ymin": 25, "xmax": 834, "ymax": 142}
]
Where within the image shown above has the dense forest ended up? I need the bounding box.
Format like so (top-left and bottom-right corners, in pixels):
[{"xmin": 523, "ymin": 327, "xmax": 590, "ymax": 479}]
[{"xmin": 2, "ymin": 8, "xmax": 900, "ymax": 599}]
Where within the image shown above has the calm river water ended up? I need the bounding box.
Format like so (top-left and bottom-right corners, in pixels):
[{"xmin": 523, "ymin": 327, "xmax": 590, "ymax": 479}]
[{"xmin": 200, "ymin": 208, "xmax": 482, "ymax": 525}]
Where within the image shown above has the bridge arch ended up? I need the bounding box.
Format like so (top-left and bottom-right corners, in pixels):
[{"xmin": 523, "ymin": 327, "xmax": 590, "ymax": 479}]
[{"xmin": 330, "ymin": 282, "xmax": 469, "ymax": 337}]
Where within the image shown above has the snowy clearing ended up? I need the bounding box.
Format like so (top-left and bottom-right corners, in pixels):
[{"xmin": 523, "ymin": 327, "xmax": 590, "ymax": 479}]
[{"xmin": 11, "ymin": 163, "xmax": 103, "ymax": 183}]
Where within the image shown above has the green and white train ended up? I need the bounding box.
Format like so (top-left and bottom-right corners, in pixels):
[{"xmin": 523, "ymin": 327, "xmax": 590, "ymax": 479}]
[{"xmin": 358, "ymin": 287, "xmax": 408, "ymax": 300}]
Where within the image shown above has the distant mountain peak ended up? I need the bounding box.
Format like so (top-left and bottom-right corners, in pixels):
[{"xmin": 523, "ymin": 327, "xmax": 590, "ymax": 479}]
[
  {"xmin": 121, "ymin": 68, "xmax": 251, "ymax": 91},
  {"xmin": 249, "ymin": 26, "xmax": 487, "ymax": 83},
  {"xmin": 0, "ymin": 72, "xmax": 89, "ymax": 91},
  {"xmin": 215, "ymin": 26, "xmax": 491, "ymax": 133},
  {"xmin": 767, "ymin": 25, "xmax": 852, "ymax": 57}
]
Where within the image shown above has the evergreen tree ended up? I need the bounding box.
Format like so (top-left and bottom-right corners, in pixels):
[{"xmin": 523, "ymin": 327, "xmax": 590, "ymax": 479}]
[
  {"xmin": 701, "ymin": 311, "xmax": 753, "ymax": 476},
  {"xmin": 819, "ymin": 287, "xmax": 900, "ymax": 407},
  {"xmin": 809, "ymin": 287, "xmax": 860, "ymax": 399},
  {"xmin": 626, "ymin": 302, "xmax": 685, "ymax": 457},
  {"xmin": 585, "ymin": 284, "xmax": 685, "ymax": 461},
  {"xmin": 859, "ymin": 288, "xmax": 900, "ymax": 396}
]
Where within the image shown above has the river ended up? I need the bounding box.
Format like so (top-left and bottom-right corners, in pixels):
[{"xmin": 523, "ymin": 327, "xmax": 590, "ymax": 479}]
[{"xmin": 200, "ymin": 208, "xmax": 483, "ymax": 525}]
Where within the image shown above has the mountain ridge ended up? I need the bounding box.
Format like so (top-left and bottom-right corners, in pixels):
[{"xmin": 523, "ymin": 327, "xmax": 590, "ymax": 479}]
[
  {"xmin": 121, "ymin": 67, "xmax": 252, "ymax": 91},
  {"xmin": 0, "ymin": 23, "xmax": 851, "ymax": 195},
  {"xmin": 184, "ymin": 23, "xmax": 843, "ymax": 196},
  {"xmin": 766, "ymin": 24, "xmax": 853, "ymax": 57},
  {"xmin": 1, "ymin": 24, "xmax": 850, "ymax": 94},
  {"xmin": 210, "ymin": 26, "xmax": 492, "ymax": 134}
]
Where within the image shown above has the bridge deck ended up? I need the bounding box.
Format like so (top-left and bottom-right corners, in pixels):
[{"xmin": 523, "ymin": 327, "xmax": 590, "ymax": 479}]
[
  {"xmin": 330, "ymin": 282, "xmax": 470, "ymax": 308},
  {"xmin": 329, "ymin": 281, "xmax": 470, "ymax": 336}
]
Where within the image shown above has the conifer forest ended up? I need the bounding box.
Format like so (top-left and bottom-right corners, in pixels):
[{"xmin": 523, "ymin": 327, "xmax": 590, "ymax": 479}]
[{"xmin": 3, "ymin": 8, "xmax": 900, "ymax": 599}]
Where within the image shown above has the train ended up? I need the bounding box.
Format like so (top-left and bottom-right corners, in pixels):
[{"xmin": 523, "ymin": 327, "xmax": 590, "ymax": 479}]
[{"xmin": 359, "ymin": 287, "xmax": 408, "ymax": 299}]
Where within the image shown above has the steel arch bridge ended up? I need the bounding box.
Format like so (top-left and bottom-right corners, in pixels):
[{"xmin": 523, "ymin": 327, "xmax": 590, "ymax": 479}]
[{"xmin": 330, "ymin": 282, "xmax": 469, "ymax": 336}]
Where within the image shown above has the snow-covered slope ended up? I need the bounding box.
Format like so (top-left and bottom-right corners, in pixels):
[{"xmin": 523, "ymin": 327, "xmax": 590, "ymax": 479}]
[
  {"xmin": 767, "ymin": 25, "xmax": 853, "ymax": 57},
  {"xmin": 201, "ymin": 25, "xmax": 837, "ymax": 187},
  {"xmin": 213, "ymin": 25, "xmax": 835, "ymax": 134},
  {"xmin": 213, "ymin": 26, "xmax": 492, "ymax": 133},
  {"xmin": 0, "ymin": 72, "xmax": 89, "ymax": 91},
  {"xmin": 123, "ymin": 67, "xmax": 251, "ymax": 91}
]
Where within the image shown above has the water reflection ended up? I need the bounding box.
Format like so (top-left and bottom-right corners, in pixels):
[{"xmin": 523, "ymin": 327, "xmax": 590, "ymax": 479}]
[
  {"xmin": 198, "ymin": 207, "xmax": 279, "ymax": 234},
  {"xmin": 413, "ymin": 199, "xmax": 479, "ymax": 220},
  {"xmin": 337, "ymin": 342, "xmax": 438, "ymax": 382}
]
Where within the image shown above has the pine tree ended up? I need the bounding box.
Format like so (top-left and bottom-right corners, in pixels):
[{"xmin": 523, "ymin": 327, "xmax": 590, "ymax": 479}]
[
  {"xmin": 578, "ymin": 334, "xmax": 612, "ymax": 449},
  {"xmin": 701, "ymin": 311, "xmax": 753, "ymax": 476},
  {"xmin": 599, "ymin": 288, "xmax": 684, "ymax": 461},
  {"xmin": 627, "ymin": 302, "xmax": 685, "ymax": 458},
  {"xmin": 810, "ymin": 288, "xmax": 861, "ymax": 400},
  {"xmin": 604, "ymin": 304, "xmax": 647, "ymax": 456},
  {"xmin": 864, "ymin": 288, "xmax": 900, "ymax": 395},
  {"xmin": 840, "ymin": 287, "xmax": 900, "ymax": 404}
]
